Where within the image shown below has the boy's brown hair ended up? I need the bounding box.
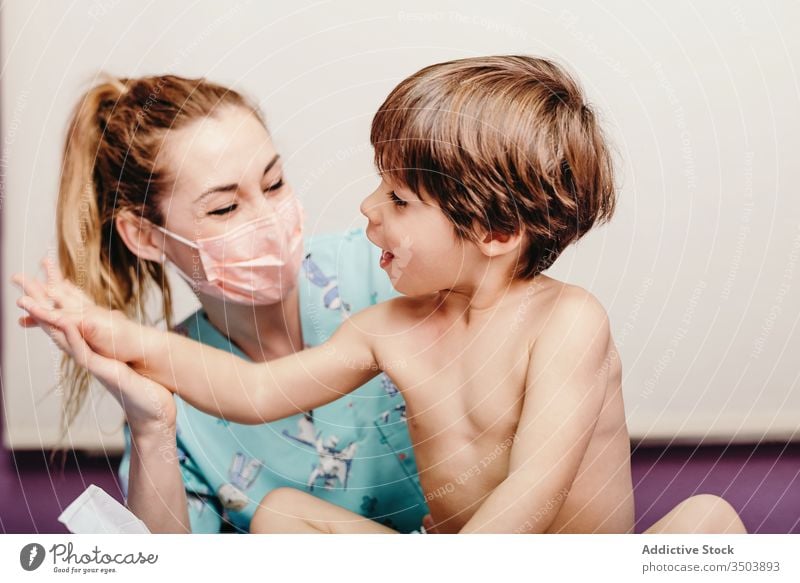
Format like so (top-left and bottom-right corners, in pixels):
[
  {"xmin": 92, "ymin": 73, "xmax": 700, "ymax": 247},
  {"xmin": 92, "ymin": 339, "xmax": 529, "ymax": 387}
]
[{"xmin": 370, "ymin": 55, "xmax": 616, "ymax": 279}]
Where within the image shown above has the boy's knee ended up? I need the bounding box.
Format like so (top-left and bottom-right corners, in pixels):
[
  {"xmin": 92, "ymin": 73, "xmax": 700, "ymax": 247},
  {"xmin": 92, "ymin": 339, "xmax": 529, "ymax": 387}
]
[
  {"xmin": 682, "ymin": 494, "xmax": 731, "ymax": 515},
  {"xmin": 681, "ymin": 494, "xmax": 747, "ymax": 533},
  {"xmin": 261, "ymin": 488, "xmax": 298, "ymax": 508},
  {"xmin": 252, "ymin": 487, "xmax": 300, "ymax": 533},
  {"xmin": 260, "ymin": 487, "xmax": 301, "ymax": 513}
]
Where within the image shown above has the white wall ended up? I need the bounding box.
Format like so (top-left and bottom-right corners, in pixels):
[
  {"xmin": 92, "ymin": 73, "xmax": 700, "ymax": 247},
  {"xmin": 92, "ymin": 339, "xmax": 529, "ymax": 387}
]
[{"xmin": 2, "ymin": 0, "xmax": 799, "ymax": 450}]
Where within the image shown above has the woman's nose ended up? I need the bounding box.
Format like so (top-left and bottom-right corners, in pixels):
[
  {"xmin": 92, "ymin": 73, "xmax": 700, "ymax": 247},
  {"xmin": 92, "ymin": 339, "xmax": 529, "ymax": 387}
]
[{"xmin": 255, "ymin": 186, "xmax": 288, "ymax": 215}]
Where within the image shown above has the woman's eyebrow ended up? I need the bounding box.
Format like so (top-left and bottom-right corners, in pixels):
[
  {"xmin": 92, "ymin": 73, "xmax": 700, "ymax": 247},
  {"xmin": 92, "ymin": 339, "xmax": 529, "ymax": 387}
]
[
  {"xmin": 263, "ymin": 153, "xmax": 281, "ymax": 176},
  {"xmin": 194, "ymin": 154, "xmax": 281, "ymax": 203}
]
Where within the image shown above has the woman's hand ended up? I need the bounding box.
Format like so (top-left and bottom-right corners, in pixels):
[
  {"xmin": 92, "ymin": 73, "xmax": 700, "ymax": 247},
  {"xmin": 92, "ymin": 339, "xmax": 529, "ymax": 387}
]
[
  {"xmin": 61, "ymin": 322, "xmax": 177, "ymax": 434},
  {"xmin": 13, "ymin": 257, "xmax": 146, "ymax": 365},
  {"xmin": 12, "ymin": 257, "xmax": 175, "ymax": 433}
]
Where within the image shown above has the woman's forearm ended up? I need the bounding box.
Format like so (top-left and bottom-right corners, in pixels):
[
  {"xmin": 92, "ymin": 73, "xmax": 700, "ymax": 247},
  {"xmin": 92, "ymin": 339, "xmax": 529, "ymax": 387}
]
[{"xmin": 126, "ymin": 423, "xmax": 191, "ymax": 534}]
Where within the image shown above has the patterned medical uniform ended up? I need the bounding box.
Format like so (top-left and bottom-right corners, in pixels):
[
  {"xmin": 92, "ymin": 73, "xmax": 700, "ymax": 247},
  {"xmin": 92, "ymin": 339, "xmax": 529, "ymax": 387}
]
[{"xmin": 118, "ymin": 228, "xmax": 428, "ymax": 533}]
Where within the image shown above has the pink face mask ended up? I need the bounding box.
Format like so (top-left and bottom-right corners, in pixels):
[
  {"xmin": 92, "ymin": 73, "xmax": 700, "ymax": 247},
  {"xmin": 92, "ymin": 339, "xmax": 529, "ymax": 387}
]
[{"xmin": 157, "ymin": 194, "xmax": 305, "ymax": 305}]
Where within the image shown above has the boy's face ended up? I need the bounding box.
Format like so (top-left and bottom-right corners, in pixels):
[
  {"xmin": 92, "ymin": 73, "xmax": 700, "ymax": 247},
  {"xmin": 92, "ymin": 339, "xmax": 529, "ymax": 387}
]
[{"xmin": 360, "ymin": 177, "xmax": 476, "ymax": 296}]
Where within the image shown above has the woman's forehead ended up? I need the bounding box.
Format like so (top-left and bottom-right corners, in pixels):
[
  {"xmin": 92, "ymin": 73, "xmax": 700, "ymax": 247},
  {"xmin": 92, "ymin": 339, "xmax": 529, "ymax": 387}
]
[{"xmin": 162, "ymin": 109, "xmax": 277, "ymax": 191}]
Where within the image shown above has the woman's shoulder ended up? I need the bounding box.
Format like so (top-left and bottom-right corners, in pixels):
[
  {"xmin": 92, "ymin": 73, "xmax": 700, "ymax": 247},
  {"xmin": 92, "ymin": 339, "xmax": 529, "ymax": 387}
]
[
  {"xmin": 302, "ymin": 228, "xmax": 369, "ymax": 282},
  {"xmin": 302, "ymin": 226, "xmax": 394, "ymax": 300},
  {"xmin": 305, "ymin": 227, "xmax": 371, "ymax": 256}
]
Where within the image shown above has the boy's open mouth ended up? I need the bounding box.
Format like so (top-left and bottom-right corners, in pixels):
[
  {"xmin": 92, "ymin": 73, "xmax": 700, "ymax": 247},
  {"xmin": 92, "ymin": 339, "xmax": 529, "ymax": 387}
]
[{"xmin": 380, "ymin": 249, "xmax": 395, "ymax": 268}]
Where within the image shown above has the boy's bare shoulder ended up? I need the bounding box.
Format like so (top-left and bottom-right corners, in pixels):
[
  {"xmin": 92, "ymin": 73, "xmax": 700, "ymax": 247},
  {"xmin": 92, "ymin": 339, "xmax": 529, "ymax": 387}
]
[
  {"xmin": 525, "ymin": 276, "xmax": 611, "ymax": 350},
  {"xmin": 346, "ymin": 294, "xmax": 434, "ymax": 333}
]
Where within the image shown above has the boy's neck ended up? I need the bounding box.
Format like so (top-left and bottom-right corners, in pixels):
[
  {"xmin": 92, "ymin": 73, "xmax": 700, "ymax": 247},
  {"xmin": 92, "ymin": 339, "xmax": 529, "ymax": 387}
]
[
  {"xmin": 435, "ymin": 265, "xmax": 529, "ymax": 324},
  {"xmin": 199, "ymin": 287, "xmax": 304, "ymax": 362}
]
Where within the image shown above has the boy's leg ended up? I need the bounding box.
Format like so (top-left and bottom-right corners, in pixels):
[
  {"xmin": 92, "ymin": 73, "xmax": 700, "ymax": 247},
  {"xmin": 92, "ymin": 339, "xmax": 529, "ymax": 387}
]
[
  {"xmin": 251, "ymin": 487, "xmax": 398, "ymax": 534},
  {"xmin": 643, "ymin": 494, "xmax": 747, "ymax": 534}
]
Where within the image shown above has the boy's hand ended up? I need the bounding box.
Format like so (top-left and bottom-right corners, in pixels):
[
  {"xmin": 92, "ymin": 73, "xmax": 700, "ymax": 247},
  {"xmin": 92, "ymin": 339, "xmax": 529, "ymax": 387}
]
[{"xmin": 12, "ymin": 257, "xmax": 146, "ymax": 364}]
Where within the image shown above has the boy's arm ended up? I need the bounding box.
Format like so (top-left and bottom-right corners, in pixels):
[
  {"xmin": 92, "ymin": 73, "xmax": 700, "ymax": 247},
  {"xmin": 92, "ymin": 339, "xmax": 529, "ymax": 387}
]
[
  {"xmin": 15, "ymin": 265, "xmax": 383, "ymax": 424},
  {"xmin": 134, "ymin": 307, "xmax": 382, "ymax": 425},
  {"xmin": 459, "ymin": 292, "xmax": 611, "ymax": 533}
]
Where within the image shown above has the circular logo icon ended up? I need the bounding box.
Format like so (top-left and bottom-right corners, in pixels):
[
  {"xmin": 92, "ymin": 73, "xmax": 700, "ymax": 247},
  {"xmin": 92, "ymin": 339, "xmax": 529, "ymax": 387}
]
[{"xmin": 19, "ymin": 543, "xmax": 46, "ymax": 571}]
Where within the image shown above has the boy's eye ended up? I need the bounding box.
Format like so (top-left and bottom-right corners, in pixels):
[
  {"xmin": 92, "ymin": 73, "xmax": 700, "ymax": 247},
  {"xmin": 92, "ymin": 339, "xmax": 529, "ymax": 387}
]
[
  {"xmin": 208, "ymin": 203, "xmax": 238, "ymax": 216},
  {"xmin": 263, "ymin": 178, "xmax": 285, "ymax": 194},
  {"xmin": 387, "ymin": 190, "xmax": 407, "ymax": 208}
]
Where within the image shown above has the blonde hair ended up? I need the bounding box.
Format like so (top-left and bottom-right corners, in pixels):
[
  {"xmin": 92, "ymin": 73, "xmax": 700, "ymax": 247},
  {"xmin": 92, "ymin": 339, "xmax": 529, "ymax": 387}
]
[
  {"xmin": 370, "ymin": 55, "xmax": 616, "ymax": 279},
  {"xmin": 57, "ymin": 74, "xmax": 262, "ymax": 432}
]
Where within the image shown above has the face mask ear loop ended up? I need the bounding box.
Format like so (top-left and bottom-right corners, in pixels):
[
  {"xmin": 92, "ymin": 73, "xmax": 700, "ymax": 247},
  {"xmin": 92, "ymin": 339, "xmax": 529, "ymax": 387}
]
[
  {"xmin": 152, "ymin": 223, "xmax": 200, "ymax": 249},
  {"xmin": 152, "ymin": 223, "xmax": 201, "ymax": 266}
]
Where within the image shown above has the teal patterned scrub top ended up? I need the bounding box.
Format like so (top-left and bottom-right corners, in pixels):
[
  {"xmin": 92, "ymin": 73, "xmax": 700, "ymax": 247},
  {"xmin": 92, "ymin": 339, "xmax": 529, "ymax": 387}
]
[{"xmin": 118, "ymin": 228, "xmax": 428, "ymax": 533}]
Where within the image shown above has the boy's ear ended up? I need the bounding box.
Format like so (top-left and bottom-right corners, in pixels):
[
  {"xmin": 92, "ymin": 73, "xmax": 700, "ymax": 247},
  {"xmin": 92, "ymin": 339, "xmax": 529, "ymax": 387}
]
[
  {"xmin": 114, "ymin": 210, "xmax": 164, "ymax": 263},
  {"xmin": 476, "ymin": 229, "xmax": 523, "ymax": 258}
]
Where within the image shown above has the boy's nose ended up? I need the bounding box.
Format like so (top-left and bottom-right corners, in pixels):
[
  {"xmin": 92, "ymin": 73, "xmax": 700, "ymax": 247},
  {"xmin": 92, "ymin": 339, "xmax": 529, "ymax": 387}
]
[{"xmin": 359, "ymin": 192, "xmax": 382, "ymax": 225}]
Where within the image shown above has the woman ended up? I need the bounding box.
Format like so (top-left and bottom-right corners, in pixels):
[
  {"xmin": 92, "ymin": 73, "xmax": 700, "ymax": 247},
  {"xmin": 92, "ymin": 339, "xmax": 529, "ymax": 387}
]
[{"xmin": 24, "ymin": 74, "xmax": 427, "ymax": 533}]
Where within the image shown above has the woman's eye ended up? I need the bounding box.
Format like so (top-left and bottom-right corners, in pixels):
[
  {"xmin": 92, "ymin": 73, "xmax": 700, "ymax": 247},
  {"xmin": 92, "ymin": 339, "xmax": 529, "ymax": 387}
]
[
  {"xmin": 387, "ymin": 190, "xmax": 407, "ymax": 208},
  {"xmin": 263, "ymin": 178, "xmax": 285, "ymax": 194},
  {"xmin": 208, "ymin": 203, "xmax": 238, "ymax": 216}
]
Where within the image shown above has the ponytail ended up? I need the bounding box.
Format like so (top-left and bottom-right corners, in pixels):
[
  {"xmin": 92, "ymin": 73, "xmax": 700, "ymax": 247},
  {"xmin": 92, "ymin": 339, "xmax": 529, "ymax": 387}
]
[{"xmin": 55, "ymin": 73, "xmax": 259, "ymax": 432}]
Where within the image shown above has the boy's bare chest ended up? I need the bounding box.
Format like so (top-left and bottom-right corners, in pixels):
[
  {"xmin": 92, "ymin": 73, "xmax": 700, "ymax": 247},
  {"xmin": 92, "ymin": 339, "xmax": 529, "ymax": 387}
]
[
  {"xmin": 379, "ymin": 318, "xmax": 531, "ymax": 447},
  {"xmin": 377, "ymin": 322, "xmax": 530, "ymax": 530},
  {"xmin": 371, "ymin": 297, "xmax": 552, "ymax": 530}
]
